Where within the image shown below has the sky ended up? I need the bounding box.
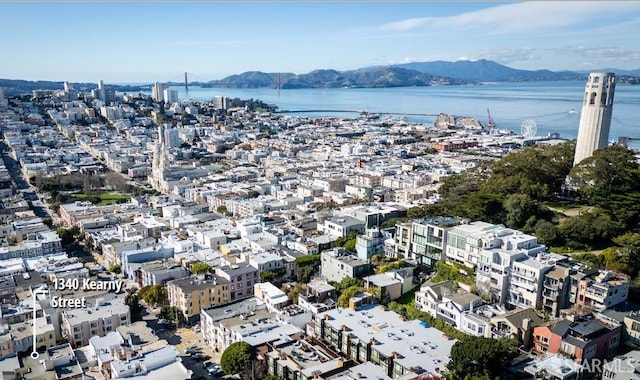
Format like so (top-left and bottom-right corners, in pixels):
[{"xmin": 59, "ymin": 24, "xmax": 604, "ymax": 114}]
[{"xmin": 2, "ymin": 1, "xmax": 640, "ymax": 83}]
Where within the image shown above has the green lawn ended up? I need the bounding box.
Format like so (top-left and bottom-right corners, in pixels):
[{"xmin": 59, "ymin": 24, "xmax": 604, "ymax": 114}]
[
  {"xmin": 75, "ymin": 192, "xmax": 131, "ymax": 206},
  {"xmin": 395, "ymin": 285, "xmax": 419, "ymax": 306}
]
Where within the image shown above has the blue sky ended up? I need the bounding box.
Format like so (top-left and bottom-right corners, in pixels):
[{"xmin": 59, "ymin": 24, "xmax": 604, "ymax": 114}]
[{"xmin": 2, "ymin": 1, "xmax": 640, "ymax": 83}]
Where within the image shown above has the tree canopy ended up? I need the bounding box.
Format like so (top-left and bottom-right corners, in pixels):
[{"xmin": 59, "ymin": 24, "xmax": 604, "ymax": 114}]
[
  {"xmin": 436, "ymin": 142, "xmax": 640, "ymax": 252},
  {"xmin": 570, "ymin": 145, "xmax": 640, "ymax": 227},
  {"xmin": 220, "ymin": 342, "xmax": 255, "ymax": 375},
  {"xmin": 445, "ymin": 336, "xmax": 519, "ymax": 380},
  {"xmin": 138, "ymin": 285, "xmax": 168, "ymax": 306},
  {"xmin": 190, "ymin": 262, "xmax": 211, "ymax": 275}
]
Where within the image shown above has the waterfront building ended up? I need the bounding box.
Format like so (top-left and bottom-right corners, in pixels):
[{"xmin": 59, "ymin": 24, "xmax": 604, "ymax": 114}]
[{"xmin": 573, "ymin": 72, "xmax": 616, "ymax": 166}]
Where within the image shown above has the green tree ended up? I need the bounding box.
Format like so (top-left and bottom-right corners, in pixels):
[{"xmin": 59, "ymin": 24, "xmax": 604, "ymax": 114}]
[
  {"xmin": 445, "ymin": 336, "xmax": 519, "ymax": 380},
  {"xmin": 109, "ymin": 264, "xmax": 122, "ymax": 274},
  {"xmin": 125, "ymin": 290, "xmax": 142, "ymax": 322},
  {"xmin": 534, "ymin": 219, "xmax": 561, "ymax": 246},
  {"xmin": 160, "ymin": 305, "xmax": 186, "ymax": 326},
  {"xmin": 283, "ymin": 283, "xmax": 303, "ymax": 304},
  {"xmin": 246, "ymin": 190, "xmax": 260, "ymax": 198},
  {"xmin": 295, "ymin": 254, "xmax": 320, "ymax": 267},
  {"xmin": 216, "ymin": 205, "xmax": 231, "ymax": 216},
  {"xmin": 503, "ymin": 193, "xmax": 536, "ymax": 230},
  {"xmin": 337, "ymin": 285, "xmax": 366, "ymax": 308},
  {"xmin": 375, "ymin": 259, "xmax": 405, "ymax": 274},
  {"xmin": 138, "ymin": 285, "xmax": 168, "ymax": 307},
  {"xmin": 334, "ymin": 277, "xmax": 364, "ymax": 292},
  {"xmin": 190, "ymin": 262, "xmax": 211, "ymax": 275},
  {"xmin": 220, "ymin": 342, "xmax": 255, "ymax": 375},
  {"xmin": 55, "ymin": 226, "xmax": 79, "ymax": 246},
  {"xmin": 613, "ymin": 233, "xmax": 640, "ymax": 276},
  {"xmin": 570, "ymin": 145, "xmax": 640, "ymax": 227},
  {"xmin": 343, "ymin": 238, "xmax": 356, "ymax": 252},
  {"xmin": 296, "ymin": 265, "xmax": 315, "ymax": 283}
]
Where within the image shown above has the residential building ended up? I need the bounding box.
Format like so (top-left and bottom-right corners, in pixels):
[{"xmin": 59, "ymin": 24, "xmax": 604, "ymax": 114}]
[
  {"xmin": 215, "ymin": 263, "xmax": 259, "ymax": 301},
  {"xmin": 61, "ymin": 296, "xmax": 131, "ymax": 348},
  {"xmin": 508, "ymin": 253, "xmax": 559, "ymax": 310},
  {"xmin": 436, "ymin": 291, "xmax": 484, "ymax": 330},
  {"xmin": 355, "ymin": 228, "xmax": 387, "ymax": 261},
  {"xmin": 415, "ymin": 280, "xmax": 457, "ymax": 318},
  {"xmin": 575, "ymin": 270, "xmax": 629, "ymax": 311},
  {"xmin": 445, "ymin": 221, "xmax": 501, "ymax": 268},
  {"xmin": 490, "ymin": 307, "xmax": 543, "ymax": 349},
  {"xmin": 475, "ymin": 229, "xmax": 549, "ymax": 305},
  {"xmin": 541, "ymin": 265, "xmax": 573, "ymax": 318},
  {"xmin": 523, "ymin": 354, "xmax": 583, "ymax": 380},
  {"xmin": 410, "ymin": 217, "xmax": 462, "ymax": 270},
  {"xmin": 602, "ymin": 350, "xmax": 640, "ymax": 380},
  {"xmin": 265, "ymin": 340, "xmax": 356, "ymax": 380},
  {"xmin": 393, "ymin": 222, "xmax": 412, "ymax": 260},
  {"xmin": 573, "ymin": 72, "xmax": 616, "ymax": 166},
  {"xmin": 311, "ymin": 303, "xmax": 457, "ymax": 378},
  {"xmin": 201, "ymin": 298, "xmax": 300, "ymax": 353},
  {"xmin": 135, "ymin": 259, "xmax": 190, "ymax": 288},
  {"xmin": 600, "ymin": 302, "xmax": 640, "ymax": 347},
  {"xmin": 163, "ymin": 89, "xmax": 178, "ymax": 104},
  {"xmin": 532, "ymin": 312, "xmax": 621, "ymax": 363},
  {"xmin": 320, "ymin": 248, "xmax": 370, "ymax": 283},
  {"xmin": 39, "ymin": 344, "xmax": 84, "ymax": 380},
  {"xmin": 298, "ymin": 280, "xmax": 337, "ymax": 315},
  {"xmin": 9, "ymin": 316, "xmax": 56, "ymax": 354},
  {"xmin": 319, "ymin": 217, "xmax": 365, "ymax": 238},
  {"xmin": 166, "ymin": 275, "xmax": 230, "ymax": 319},
  {"xmin": 460, "ymin": 304, "xmax": 507, "ymax": 338},
  {"xmin": 254, "ymin": 282, "xmax": 290, "ymax": 312}
]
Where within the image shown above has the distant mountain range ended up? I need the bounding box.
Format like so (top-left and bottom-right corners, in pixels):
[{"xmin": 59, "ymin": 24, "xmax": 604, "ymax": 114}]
[
  {"xmin": 1, "ymin": 59, "xmax": 639, "ymax": 96},
  {"xmin": 204, "ymin": 59, "xmax": 640, "ymax": 88},
  {"xmin": 202, "ymin": 66, "xmax": 473, "ymax": 89}
]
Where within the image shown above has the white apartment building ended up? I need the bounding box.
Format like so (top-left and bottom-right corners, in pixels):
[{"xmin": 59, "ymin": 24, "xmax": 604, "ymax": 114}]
[
  {"xmin": 254, "ymin": 282, "xmax": 290, "ymax": 312},
  {"xmin": 475, "ymin": 230, "xmax": 548, "ymax": 305},
  {"xmin": 61, "ymin": 296, "xmax": 130, "ymax": 348},
  {"xmin": 318, "ymin": 216, "xmax": 365, "ymax": 238},
  {"xmin": 508, "ymin": 253, "xmax": 561, "ymax": 310},
  {"xmin": 445, "ymin": 221, "xmax": 505, "ymax": 268}
]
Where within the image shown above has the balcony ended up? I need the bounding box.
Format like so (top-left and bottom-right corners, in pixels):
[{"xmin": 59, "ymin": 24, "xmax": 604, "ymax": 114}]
[
  {"xmin": 492, "ymin": 327, "xmax": 514, "ymax": 338},
  {"xmin": 510, "ymin": 279, "xmax": 536, "ymax": 293},
  {"xmin": 511, "ymin": 270, "xmax": 536, "ymax": 280}
]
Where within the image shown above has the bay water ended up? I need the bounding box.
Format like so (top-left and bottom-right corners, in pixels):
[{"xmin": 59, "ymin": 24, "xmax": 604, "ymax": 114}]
[{"xmin": 138, "ymin": 81, "xmax": 640, "ymax": 141}]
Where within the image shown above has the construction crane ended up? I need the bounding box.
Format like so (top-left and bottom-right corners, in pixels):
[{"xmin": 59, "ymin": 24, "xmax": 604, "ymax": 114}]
[{"xmin": 487, "ymin": 108, "xmax": 495, "ymax": 135}]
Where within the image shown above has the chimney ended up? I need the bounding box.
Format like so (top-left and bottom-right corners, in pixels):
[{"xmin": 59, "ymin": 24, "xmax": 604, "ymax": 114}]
[{"xmin": 337, "ymin": 359, "xmax": 344, "ymax": 368}]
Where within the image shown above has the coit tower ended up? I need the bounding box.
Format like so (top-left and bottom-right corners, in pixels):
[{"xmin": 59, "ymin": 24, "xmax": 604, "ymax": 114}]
[{"xmin": 573, "ymin": 72, "xmax": 616, "ymax": 166}]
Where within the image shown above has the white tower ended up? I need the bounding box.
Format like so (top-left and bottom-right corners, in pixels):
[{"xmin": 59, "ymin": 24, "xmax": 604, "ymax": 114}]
[{"xmin": 573, "ymin": 72, "xmax": 616, "ymax": 166}]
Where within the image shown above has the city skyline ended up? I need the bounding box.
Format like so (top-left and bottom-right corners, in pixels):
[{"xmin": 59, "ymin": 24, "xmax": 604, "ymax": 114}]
[{"xmin": 2, "ymin": 1, "xmax": 640, "ymax": 83}]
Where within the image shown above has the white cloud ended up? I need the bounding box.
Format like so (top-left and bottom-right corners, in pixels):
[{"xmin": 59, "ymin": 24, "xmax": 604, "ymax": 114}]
[
  {"xmin": 379, "ymin": 17, "xmax": 430, "ymax": 32},
  {"xmin": 378, "ymin": 2, "xmax": 640, "ymax": 35}
]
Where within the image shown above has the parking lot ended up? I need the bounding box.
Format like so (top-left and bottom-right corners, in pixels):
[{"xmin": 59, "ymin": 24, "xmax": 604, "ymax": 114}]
[{"xmin": 149, "ymin": 321, "xmax": 223, "ymax": 379}]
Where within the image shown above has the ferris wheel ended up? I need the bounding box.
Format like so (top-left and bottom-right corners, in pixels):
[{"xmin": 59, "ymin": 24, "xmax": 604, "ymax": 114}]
[{"xmin": 521, "ymin": 119, "xmax": 537, "ymax": 137}]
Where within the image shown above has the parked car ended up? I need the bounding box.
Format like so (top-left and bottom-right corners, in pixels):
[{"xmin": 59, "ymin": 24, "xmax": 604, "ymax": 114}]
[
  {"xmin": 204, "ymin": 362, "xmax": 224, "ymax": 376},
  {"xmin": 191, "ymin": 353, "xmax": 208, "ymax": 361}
]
